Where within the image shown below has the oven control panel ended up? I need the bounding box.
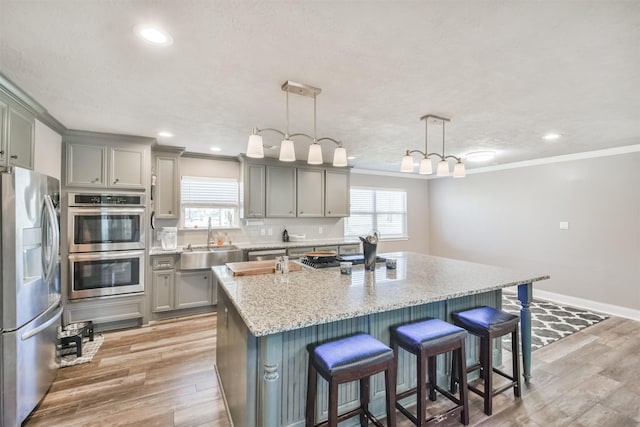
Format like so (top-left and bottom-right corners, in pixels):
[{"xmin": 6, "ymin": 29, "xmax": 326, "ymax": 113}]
[{"xmin": 68, "ymin": 193, "xmax": 146, "ymax": 206}]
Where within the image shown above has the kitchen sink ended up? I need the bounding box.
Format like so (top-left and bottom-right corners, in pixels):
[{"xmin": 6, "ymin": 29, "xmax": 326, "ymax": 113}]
[{"xmin": 179, "ymin": 246, "xmax": 242, "ymax": 270}]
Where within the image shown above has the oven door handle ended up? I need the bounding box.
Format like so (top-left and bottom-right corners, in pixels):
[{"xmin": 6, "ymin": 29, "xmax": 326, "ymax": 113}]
[{"xmin": 68, "ymin": 207, "xmax": 145, "ymax": 215}]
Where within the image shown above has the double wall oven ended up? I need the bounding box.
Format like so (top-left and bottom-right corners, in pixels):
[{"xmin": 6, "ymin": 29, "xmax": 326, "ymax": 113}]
[{"xmin": 68, "ymin": 193, "xmax": 146, "ymax": 299}]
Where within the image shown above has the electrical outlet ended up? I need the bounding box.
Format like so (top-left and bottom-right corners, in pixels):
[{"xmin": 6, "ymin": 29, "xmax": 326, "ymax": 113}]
[
  {"xmin": 318, "ymin": 226, "xmax": 323, "ymax": 234},
  {"xmin": 559, "ymin": 221, "xmax": 569, "ymax": 230},
  {"xmin": 267, "ymin": 228, "xmax": 273, "ymax": 236},
  {"xmin": 260, "ymin": 228, "xmax": 266, "ymax": 236}
]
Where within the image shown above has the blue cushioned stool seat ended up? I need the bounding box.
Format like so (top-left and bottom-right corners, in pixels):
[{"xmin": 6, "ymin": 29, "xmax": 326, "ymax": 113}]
[
  {"xmin": 309, "ymin": 333, "xmax": 394, "ymax": 376},
  {"xmin": 451, "ymin": 306, "xmax": 521, "ymax": 416},
  {"xmin": 391, "ymin": 318, "xmax": 467, "ymax": 353},
  {"xmin": 306, "ymin": 333, "xmax": 396, "ymax": 426},
  {"xmin": 390, "ymin": 319, "xmax": 469, "ymax": 426}
]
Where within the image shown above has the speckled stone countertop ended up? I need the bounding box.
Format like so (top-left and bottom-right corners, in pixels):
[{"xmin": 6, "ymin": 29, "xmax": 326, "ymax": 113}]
[
  {"xmin": 149, "ymin": 238, "xmax": 361, "ymax": 256},
  {"xmin": 213, "ymin": 251, "xmax": 550, "ymax": 337}
]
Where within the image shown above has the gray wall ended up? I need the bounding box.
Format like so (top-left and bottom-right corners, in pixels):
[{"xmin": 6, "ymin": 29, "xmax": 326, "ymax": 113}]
[
  {"xmin": 350, "ymin": 171, "xmax": 429, "ymax": 254},
  {"xmin": 428, "ymin": 152, "xmax": 640, "ymax": 311}
]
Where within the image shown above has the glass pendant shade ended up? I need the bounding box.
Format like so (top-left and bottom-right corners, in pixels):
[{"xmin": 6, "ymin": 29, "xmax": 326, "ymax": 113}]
[
  {"xmin": 246, "ymin": 134, "xmax": 264, "ymax": 158},
  {"xmin": 279, "ymin": 139, "xmax": 296, "ymax": 162},
  {"xmin": 436, "ymin": 159, "xmax": 450, "ymax": 176},
  {"xmin": 332, "ymin": 146, "xmax": 348, "ymax": 167},
  {"xmin": 400, "ymin": 155, "xmax": 414, "ymax": 172},
  {"xmin": 418, "ymin": 157, "xmax": 433, "ymax": 175},
  {"xmin": 453, "ymin": 161, "xmax": 466, "ymax": 178},
  {"xmin": 307, "ymin": 143, "xmax": 323, "ymax": 165}
]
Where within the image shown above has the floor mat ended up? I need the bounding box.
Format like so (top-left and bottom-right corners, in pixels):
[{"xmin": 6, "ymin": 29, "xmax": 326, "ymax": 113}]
[{"xmin": 501, "ymin": 293, "xmax": 608, "ymax": 351}]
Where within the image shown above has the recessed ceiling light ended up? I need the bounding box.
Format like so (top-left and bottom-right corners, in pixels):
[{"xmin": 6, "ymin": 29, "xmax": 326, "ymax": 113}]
[
  {"xmin": 465, "ymin": 151, "xmax": 495, "ymax": 162},
  {"xmin": 157, "ymin": 131, "xmax": 173, "ymax": 138},
  {"xmin": 135, "ymin": 25, "xmax": 173, "ymax": 46},
  {"xmin": 347, "ymin": 156, "xmax": 356, "ymax": 160},
  {"xmin": 210, "ymin": 147, "xmax": 221, "ymax": 152},
  {"xmin": 543, "ymin": 133, "xmax": 561, "ymax": 141}
]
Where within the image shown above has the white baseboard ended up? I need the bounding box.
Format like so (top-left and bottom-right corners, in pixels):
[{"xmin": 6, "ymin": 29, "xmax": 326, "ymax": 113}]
[{"xmin": 503, "ymin": 288, "xmax": 640, "ymax": 322}]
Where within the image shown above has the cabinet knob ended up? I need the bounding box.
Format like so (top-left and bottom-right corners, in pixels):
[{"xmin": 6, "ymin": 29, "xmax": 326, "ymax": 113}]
[
  {"xmin": 289, "ymin": 210, "xmax": 293, "ymax": 214},
  {"xmin": 299, "ymin": 211, "xmax": 303, "ymax": 214},
  {"xmin": 328, "ymin": 211, "xmax": 332, "ymax": 214},
  {"xmin": 92, "ymin": 178, "xmax": 99, "ymax": 183},
  {"xmin": 113, "ymin": 178, "xmax": 120, "ymax": 183},
  {"xmin": 168, "ymin": 210, "xmax": 172, "ymax": 214},
  {"xmin": 0, "ymin": 150, "xmax": 4, "ymax": 155},
  {"xmin": 10, "ymin": 154, "xmax": 18, "ymax": 159}
]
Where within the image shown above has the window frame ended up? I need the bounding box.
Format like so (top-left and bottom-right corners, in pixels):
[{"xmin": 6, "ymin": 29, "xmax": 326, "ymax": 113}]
[
  {"xmin": 344, "ymin": 186, "xmax": 408, "ymax": 239},
  {"xmin": 180, "ymin": 175, "xmax": 240, "ymax": 230}
]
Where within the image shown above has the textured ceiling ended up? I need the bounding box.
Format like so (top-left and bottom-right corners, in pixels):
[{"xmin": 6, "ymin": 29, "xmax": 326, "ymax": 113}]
[{"xmin": 1, "ymin": 1, "xmax": 639, "ymax": 172}]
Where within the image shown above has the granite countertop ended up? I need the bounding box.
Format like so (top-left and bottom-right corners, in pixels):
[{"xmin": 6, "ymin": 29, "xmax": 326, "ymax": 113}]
[
  {"xmin": 149, "ymin": 238, "xmax": 361, "ymax": 256},
  {"xmin": 213, "ymin": 251, "xmax": 550, "ymax": 337}
]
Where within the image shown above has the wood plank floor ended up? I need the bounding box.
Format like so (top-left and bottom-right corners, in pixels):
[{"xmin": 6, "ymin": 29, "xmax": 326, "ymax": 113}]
[{"xmin": 24, "ymin": 313, "xmax": 640, "ymax": 426}]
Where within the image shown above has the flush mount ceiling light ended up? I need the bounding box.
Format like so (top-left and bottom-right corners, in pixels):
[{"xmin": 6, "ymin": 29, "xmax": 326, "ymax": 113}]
[
  {"xmin": 210, "ymin": 147, "xmax": 222, "ymax": 152},
  {"xmin": 400, "ymin": 114, "xmax": 465, "ymax": 178},
  {"xmin": 246, "ymin": 81, "xmax": 348, "ymax": 167},
  {"xmin": 135, "ymin": 25, "xmax": 173, "ymax": 46},
  {"xmin": 157, "ymin": 131, "xmax": 173, "ymax": 138},
  {"xmin": 543, "ymin": 132, "xmax": 562, "ymax": 140},
  {"xmin": 465, "ymin": 151, "xmax": 495, "ymax": 162}
]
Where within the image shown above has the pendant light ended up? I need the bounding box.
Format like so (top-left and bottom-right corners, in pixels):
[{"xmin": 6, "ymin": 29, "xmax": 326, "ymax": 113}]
[
  {"xmin": 246, "ymin": 81, "xmax": 349, "ymax": 167},
  {"xmin": 400, "ymin": 114, "xmax": 465, "ymax": 178}
]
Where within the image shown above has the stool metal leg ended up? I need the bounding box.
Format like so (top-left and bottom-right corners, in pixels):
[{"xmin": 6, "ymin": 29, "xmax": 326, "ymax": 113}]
[
  {"xmin": 328, "ymin": 378, "xmax": 339, "ymax": 427},
  {"xmin": 417, "ymin": 349, "xmax": 427, "ymax": 425},
  {"xmin": 483, "ymin": 337, "xmax": 493, "ymax": 416},
  {"xmin": 385, "ymin": 359, "xmax": 397, "ymax": 427},
  {"xmin": 512, "ymin": 328, "xmax": 521, "ymax": 398},
  {"xmin": 457, "ymin": 341, "xmax": 470, "ymax": 425},
  {"xmin": 427, "ymin": 355, "xmax": 437, "ymax": 402}
]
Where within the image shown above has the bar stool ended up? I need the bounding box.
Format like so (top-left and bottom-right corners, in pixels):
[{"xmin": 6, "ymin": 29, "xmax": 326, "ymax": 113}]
[
  {"xmin": 451, "ymin": 306, "xmax": 521, "ymax": 416},
  {"xmin": 306, "ymin": 333, "xmax": 397, "ymax": 427},
  {"xmin": 390, "ymin": 318, "xmax": 469, "ymax": 426}
]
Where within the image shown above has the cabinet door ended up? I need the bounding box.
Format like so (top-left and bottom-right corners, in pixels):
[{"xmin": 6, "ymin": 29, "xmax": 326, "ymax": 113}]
[
  {"xmin": 110, "ymin": 146, "xmax": 146, "ymax": 189},
  {"xmin": 297, "ymin": 168, "xmax": 324, "ymax": 217},
  {"xmin": 266, "ymin": 166, "xmax": 296, "ymax": 217},
  {"xmin": 175, "ymin": 270, "xmax": 213, "ymax": 309},
  {"xmin": 155, "ymin": 156, "xmax": 179, "ymax": 219},
  {"xmin": 325, "ymin": 170, "xmax": 350, "ymax": 217},
  {"xmin": 7, "ymin": 102, "xmax": 35, "ymax": 169},
  {"xmin": 66, "ymin": 142, "xmax": 107, "ymax": 187},
  {"xmin": 244, "ymin": 163, "xmax": 265, "ymax": 218},
  {"xmin": 152, "ymin": 270, "xmax": 175, "ymax": 312}
]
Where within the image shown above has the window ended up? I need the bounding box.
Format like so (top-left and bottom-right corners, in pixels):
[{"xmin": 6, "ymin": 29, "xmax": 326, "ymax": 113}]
[
  {"xmin": 181, "ymin": 176, "xmax": 239, "ymax": 229},
  {"xmin": 344, "ymin": 187, "xmax": 407, "ymax": 238}
]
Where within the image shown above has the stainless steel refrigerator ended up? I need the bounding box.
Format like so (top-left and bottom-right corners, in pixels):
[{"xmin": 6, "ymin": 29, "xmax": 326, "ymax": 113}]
[{"xmin": 1, "ymin": 166, "xmax": 62, "ymax": 427}]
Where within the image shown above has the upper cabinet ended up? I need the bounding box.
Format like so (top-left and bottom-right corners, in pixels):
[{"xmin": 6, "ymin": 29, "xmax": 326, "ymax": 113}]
[
  {"xmin": 64, "ymin": 131, "xmax": 152, "ymax": 190},
  {"xmin": 297, "ymin": 168, "xmax": 324, "ymax": 217},
  {"xmin": 266, "ymin": 165, "xmax": 296, "ymax": 217},
  {"xmin": 153, "ymin": 153, "xmax": 181, "ymax": 219},
  {"xmin": 0, "ymin": 94, "xmax": 35, "ymax": 170},
  {"xmin": 240, "ymin": 156, "xmax": 350, "ymax": 218},
  {"xmin": 325, "ymin": 170, "xmax": 350, "ymax": 217}
]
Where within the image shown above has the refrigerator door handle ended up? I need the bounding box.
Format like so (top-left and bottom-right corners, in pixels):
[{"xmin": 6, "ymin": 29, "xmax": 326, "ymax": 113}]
[
  {"xmin": 21, "ymin": 306, "xmax": 63, "ymax": 341},
  {"xmin": 42, "ymin": 194, "xmax": 60, "ymax": 284}
]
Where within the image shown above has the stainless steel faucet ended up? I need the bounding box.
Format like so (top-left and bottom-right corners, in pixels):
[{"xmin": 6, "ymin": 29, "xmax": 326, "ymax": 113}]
[{"xmin": 207, "ymin": 216, "xmax": 215, "ymax": 248}]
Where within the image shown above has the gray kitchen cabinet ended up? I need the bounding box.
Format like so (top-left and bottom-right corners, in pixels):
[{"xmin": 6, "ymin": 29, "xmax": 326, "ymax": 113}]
[
  {"xmin": 325, "ymin": 170, "xmax": 350, "ymax": 217},
  {"xmin": 64, "ymin": 136, "xmax": 149, "ymax": 189},
  {"xmin": 65, "ymin": 142, "xmax": 107, "ymax": 187},
  {"xmin": 296, "ymin": 168, "xmax": 324, "ymax": 217},
  {"xmin": 154, "ymin": 154, "xmax": 180, "ymax": 219},
  {"xmin": 0, "ymin": 94, "xmax": 35, "ymax": 170},
  {"xmin": 152, "ymin": 270, "xmax": 175, "ymax": 312},
  {"xmin": 243, "ymin": 163, "xmax": 265, "ymax": 218},
  {"xmin": 175, "ymin": 270, "xmax": 214, "ymax": 309},
  {"xmin": 266, "ymin": 165, "xmax": 296, "ymax": 217}
]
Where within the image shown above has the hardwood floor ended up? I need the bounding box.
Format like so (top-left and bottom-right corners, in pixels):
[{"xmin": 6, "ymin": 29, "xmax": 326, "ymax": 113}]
[{"xmin": 25, "ymin": 313, "xmax": 640, "ymax": 426}]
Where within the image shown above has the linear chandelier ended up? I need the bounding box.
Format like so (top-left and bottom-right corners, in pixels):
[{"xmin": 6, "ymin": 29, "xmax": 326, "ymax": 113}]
[
  {"xmin": 400, "ymin": 114, "xmax": 465, "ymax": 178},
  {"xmin": 246, "ymin": 81, "xmax": 348, "ymax": 167}
]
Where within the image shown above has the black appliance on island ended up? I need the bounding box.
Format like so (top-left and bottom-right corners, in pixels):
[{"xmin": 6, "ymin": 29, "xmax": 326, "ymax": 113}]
[{"xmin": 300, "ymin": 254, "xmax": 386, "ymax": 269}]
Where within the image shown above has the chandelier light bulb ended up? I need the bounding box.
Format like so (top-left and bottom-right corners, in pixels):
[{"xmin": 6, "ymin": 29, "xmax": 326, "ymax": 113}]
[
  {"xmin": 453, "ymin": 161, "xmax": 466, "ymax": 178},
  {"xmin": 436, "ymin": 159, "xmax": 450, "ymax": 177},
  {"xmin": 400, "ymin": 154, "xmax": 414, "ymax": 173},
  {"xmin": 246, "ymin": 134, "xmax": 264, "ymax": 158},
  {"xmin": 332, "ymin": 146, "xmax": 348, "ymax": 167},
  {"xmin": 418, "ymin": 157, "xmax": 433, "ymax": 175},
  {"xmin": 307, "ymin": 143, "xmax": 323, "ymax": 165},
  {"xmin": 279, "ymin": 139, "xmax": 296, "ymax": 162}
]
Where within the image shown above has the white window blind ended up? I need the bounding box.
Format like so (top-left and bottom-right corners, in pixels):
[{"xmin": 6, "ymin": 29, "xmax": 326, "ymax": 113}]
[
  {"xmin": 181, "ymin": 176, "xmax": 239, "ymax": 228},
  {"xmin": 344, "ymin": 187, "xmax": 407, "ymax": 238}
]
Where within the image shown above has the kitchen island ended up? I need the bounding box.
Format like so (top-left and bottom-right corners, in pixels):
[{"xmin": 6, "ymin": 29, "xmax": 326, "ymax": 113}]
[{"xmin": 213, "ymin": 252, "xmax": 549, "ymax": 426}]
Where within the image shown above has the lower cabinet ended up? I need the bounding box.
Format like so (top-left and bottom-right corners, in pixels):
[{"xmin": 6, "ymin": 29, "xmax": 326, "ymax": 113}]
[
  {"xmin": 151, "ymin": 265, "xmax": 215, "ymax": 313},
  {"xmin": 65, "ymin": 295, "xmax": 144, "ymax": 328}
]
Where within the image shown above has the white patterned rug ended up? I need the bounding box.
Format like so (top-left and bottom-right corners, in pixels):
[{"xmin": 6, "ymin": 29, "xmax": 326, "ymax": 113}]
[
  {"xmin": 501, "ymin": 294, "xmax": 608, "ymax": 351},
  {"xmin": 59, "ymin": 334, "xmax": 104, "ymax": 367}
]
